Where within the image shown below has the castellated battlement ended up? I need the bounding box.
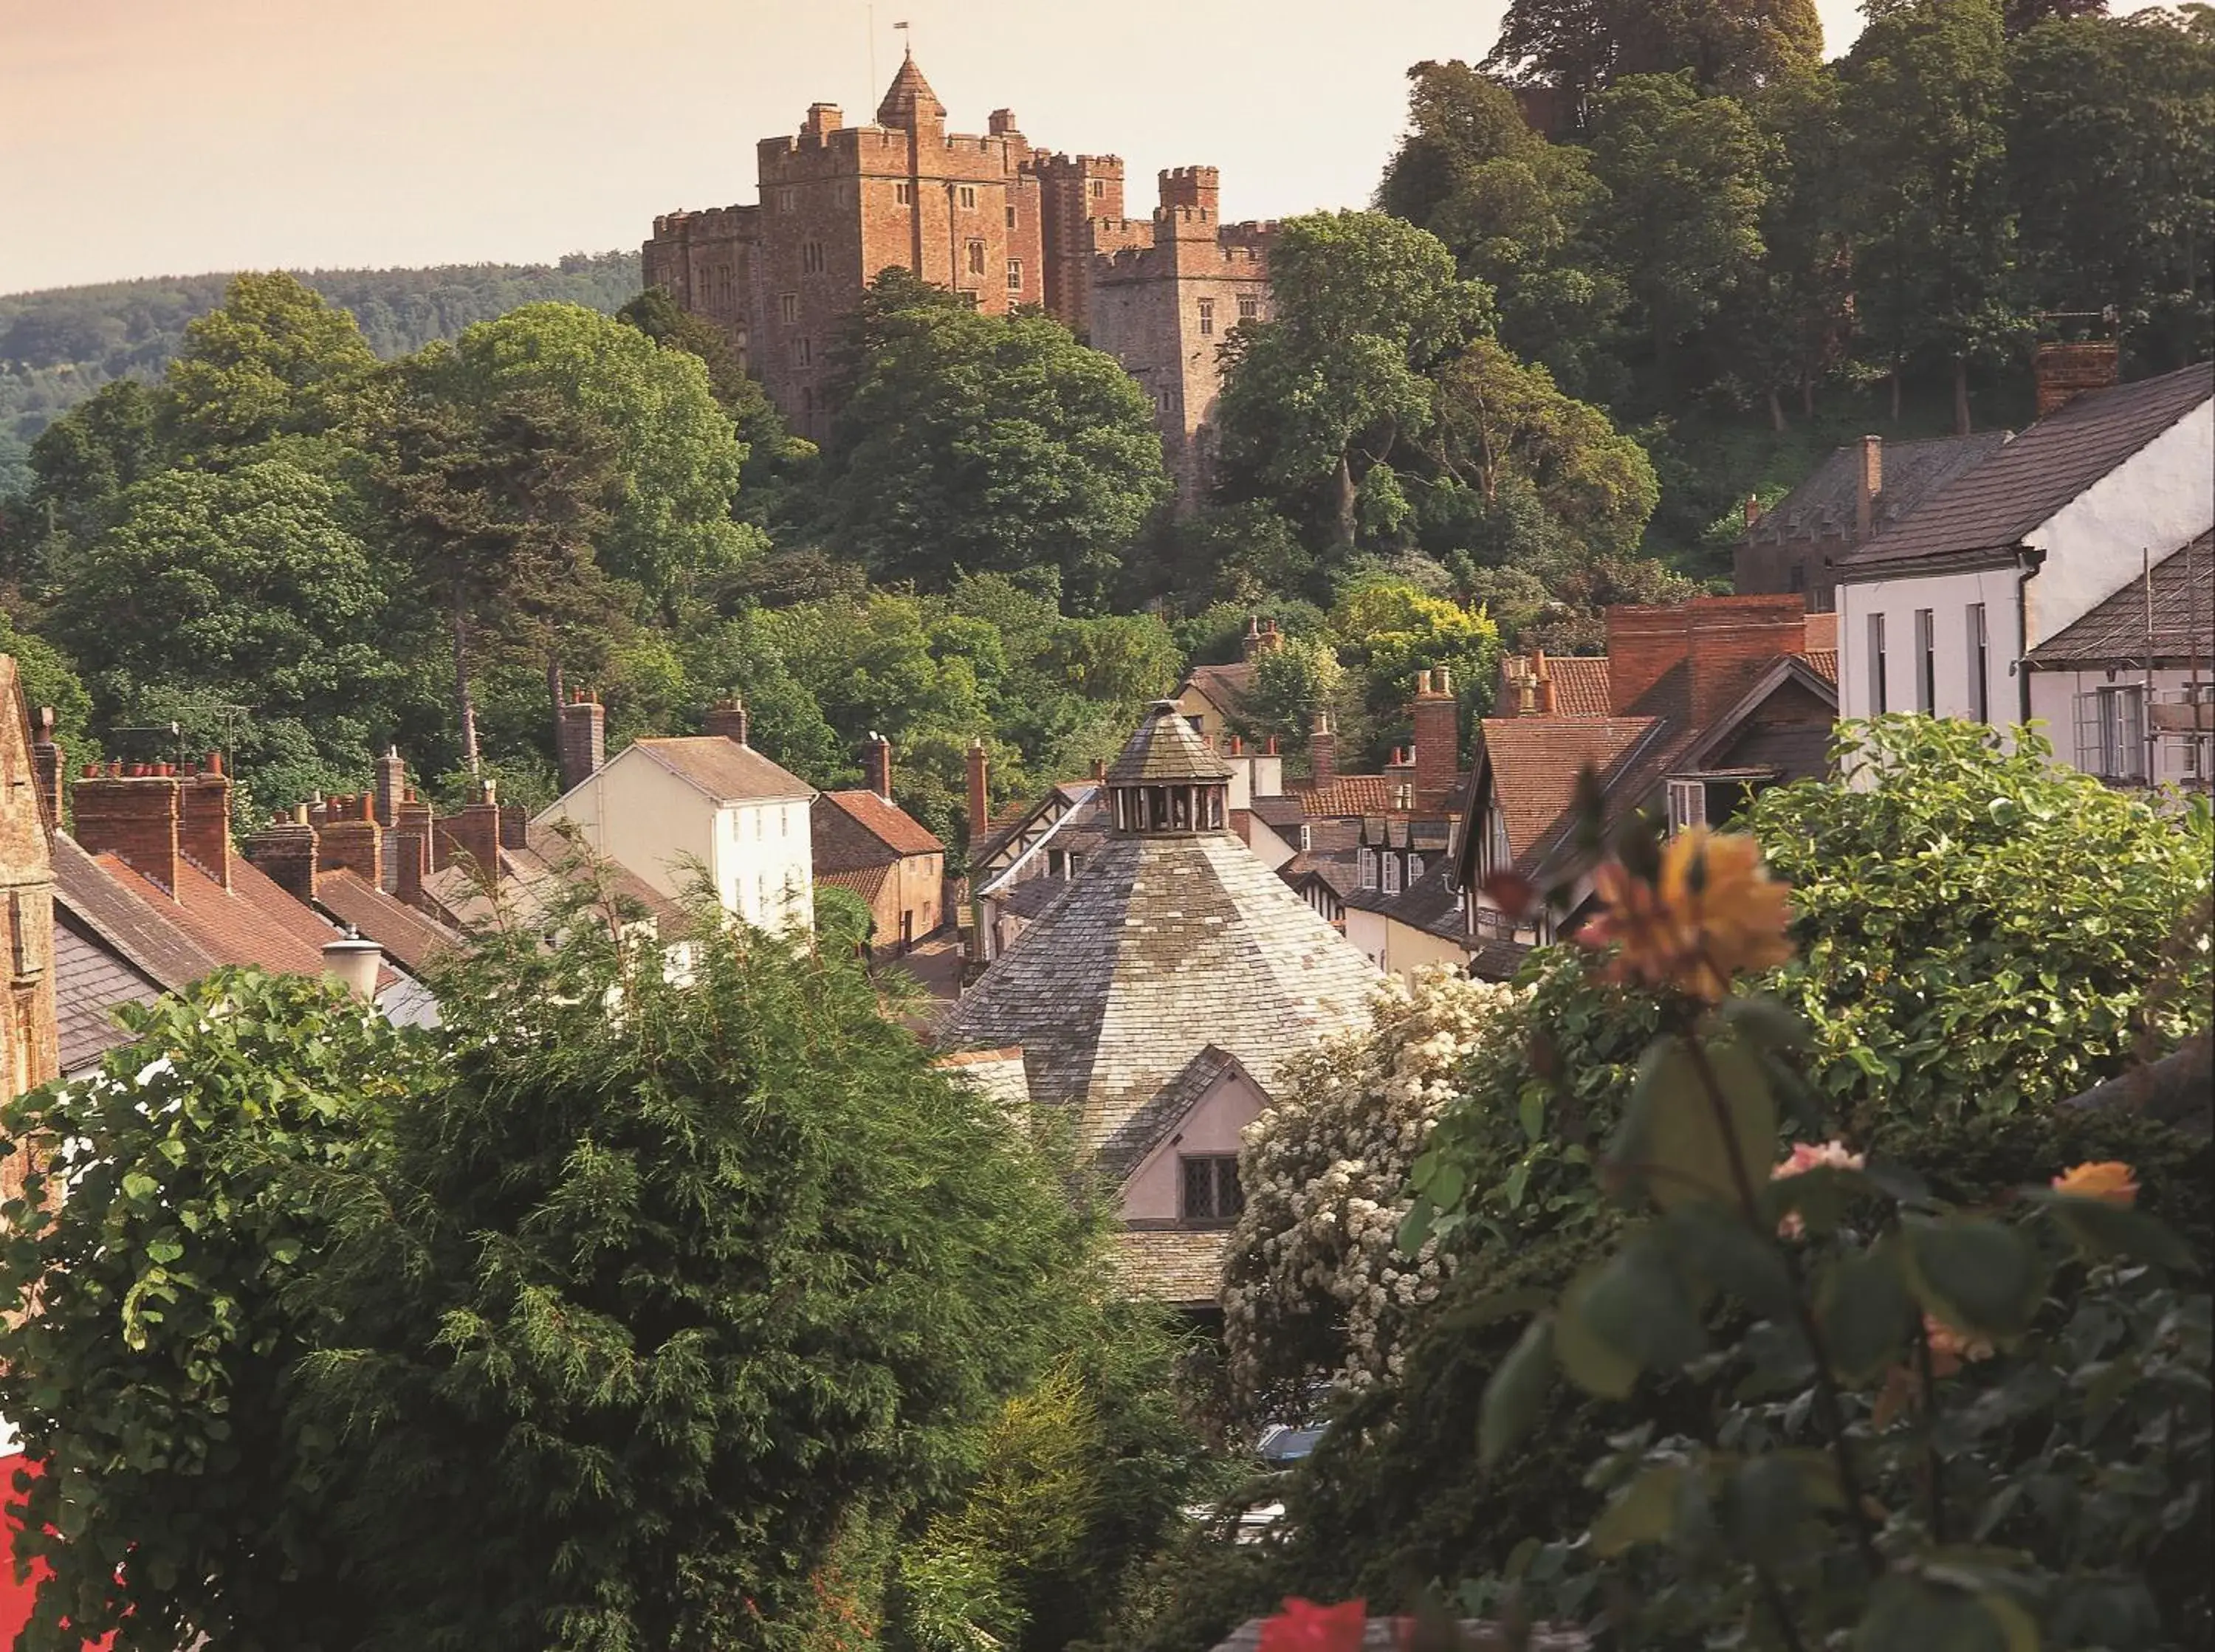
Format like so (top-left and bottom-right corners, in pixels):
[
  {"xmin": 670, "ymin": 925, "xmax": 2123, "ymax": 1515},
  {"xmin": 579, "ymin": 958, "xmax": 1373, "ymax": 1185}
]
[
  {"xmin": 1028, "ymin": 151, "xmax": 1127, "ymax": 179},
  {"xmin": 652, "ymin": 204, "xmax": 759, "ymax": 241}
]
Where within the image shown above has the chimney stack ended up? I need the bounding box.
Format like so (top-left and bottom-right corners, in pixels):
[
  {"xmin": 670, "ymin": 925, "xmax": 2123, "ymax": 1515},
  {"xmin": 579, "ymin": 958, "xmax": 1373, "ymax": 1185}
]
[
  {"xmin": 2032, "ymin": 339, "xmax": 2120, "ymax": 419},
  {"xmin": 317, "ymin": 792, "xmax": 382, "ymax": 885},
  {"xmin": 705, "ymin": 698, "xmax": 749, "ymax": 746},
  {"xmin": 434, "ymin": 779, "xmax": 502, "ymax": 880},
  {"xmin": 1412, "ymin": 667, "xmax": 1459, "ymax": 816},
  {"xmin": 30, "ymin": 707, "xmax": 61, "ymax": 829},
  {"xmin": 374, "ymin": 747, "xmax": 408, "ymax": 827},
  {"xmin": 862, "ymin": 731, "xmax": 894, "ymax": 803},
  {"xmin": 1308, "ymin": 710, "xmax": 1336, "ymax": 788},
  {"xmin": 557, "ymin": 691, "xmax": 605, "ymax": 793},
  {"xmin": 1241, "ymin": 616, "xmax": 1263, "ymax": 660},
  {"xmin": 1854, "ymin": 436, "xmax": 1882, "ymax": 542},
  {"xmin": 1534, "ymin": 652, "xmax": 1556, "ymax": 716},
  {"xmin": 72, "ymin": 768, "xmax": 182, "ymax": 895},
  {"xmin": 179, "ymin": 754, "xmax": 233, "ymax": 889},
  {"xmin": 244, "ymin": 815, "xmax": 319, "ymax": 904},
  {"xmin": 965, "ymin": 740, "xmax": 989, "ymax": 844}
]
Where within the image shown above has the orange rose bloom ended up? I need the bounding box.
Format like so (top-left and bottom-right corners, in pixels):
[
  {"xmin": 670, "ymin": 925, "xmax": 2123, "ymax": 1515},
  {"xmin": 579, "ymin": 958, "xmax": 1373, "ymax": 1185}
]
[
  {"xmin": 1580, "ymin": 827, "xmax": 1794, "ymax": 1002},
  {"xmin": 1923, "ymin": 1312, "xmax": 1994, "ymax": 1378},
  {"xmin": 2051, "ymin": 1160, "xmax": 2139, "ymax": 1207}
]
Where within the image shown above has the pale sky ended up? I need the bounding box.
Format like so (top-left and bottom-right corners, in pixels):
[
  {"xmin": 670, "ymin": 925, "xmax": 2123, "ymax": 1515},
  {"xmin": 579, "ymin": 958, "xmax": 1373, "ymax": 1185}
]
[{"xmin": 0, "ymin": 0, "xmax": 2140, "ymax": 294}]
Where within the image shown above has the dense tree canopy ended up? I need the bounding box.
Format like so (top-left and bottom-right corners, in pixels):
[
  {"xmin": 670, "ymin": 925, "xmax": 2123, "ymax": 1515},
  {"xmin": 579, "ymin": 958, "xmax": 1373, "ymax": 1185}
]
[{"xmin": 820, "ymin": 271, "xmax": 1171, "ymax": 605}]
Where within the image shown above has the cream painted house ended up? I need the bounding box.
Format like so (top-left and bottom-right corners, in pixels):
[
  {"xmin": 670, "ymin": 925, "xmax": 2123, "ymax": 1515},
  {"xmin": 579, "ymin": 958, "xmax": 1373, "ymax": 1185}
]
[
  {"xmin": 535, "ymin": 714, "xmax": 818, "ymax": 936},
  {"xmin": 1835, "ymin": 359, "xmax": 2213, "ymax": 776}
]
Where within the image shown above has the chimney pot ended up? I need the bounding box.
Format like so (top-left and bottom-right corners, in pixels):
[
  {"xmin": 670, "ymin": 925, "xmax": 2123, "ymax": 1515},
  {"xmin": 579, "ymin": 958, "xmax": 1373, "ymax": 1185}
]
[{"xmin": 321, "ymin": 938, "xmax": 383, "ymax": 1002}]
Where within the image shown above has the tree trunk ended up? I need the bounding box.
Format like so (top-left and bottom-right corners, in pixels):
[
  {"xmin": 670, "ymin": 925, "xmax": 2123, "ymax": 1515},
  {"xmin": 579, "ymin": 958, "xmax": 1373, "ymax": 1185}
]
[
  {"xmin": 1889, "ymin": 365, "xmax": 1903, "ymax": 425},
  {"xmin": 453, "ymin": 582, "xmax": 481, "ymax": 777},
  {"xmin": 1768, "ymin": 385, "xmax": 1787, "ymax": 433},
  {"xmin": 1801, "ymin": 371, "xmax": 1815, "ymax": 419},
  {"xmin": 1332, "ymin": 452, "xmax": 1358, "ymax": 551},
  {"xmin": 1952, "ymin": 357, "xmax": 1972, "ymax": 436}
]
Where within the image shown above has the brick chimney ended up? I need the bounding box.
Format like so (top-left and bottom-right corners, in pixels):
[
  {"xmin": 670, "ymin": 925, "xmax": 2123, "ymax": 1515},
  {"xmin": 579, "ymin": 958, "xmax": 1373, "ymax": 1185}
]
[
  {"xmin": 1534, "ymin": 651, "xmax": 1556, "ymax": 715},
  {"xmin": 557, "ymin": 691, "xmax": 605, "ymax": 794},
  {"xmin": 803, "ymin": 102, "xmax": 843, "ymax": 140},
  {"xmin": 1308, "ymin": 710, "xmax": 1336, "ymax": 788},
  {"xmin": 705, "ymin": 698, "xmax": 749, "ymax": 746},
  {"xmin": 965, "ymin": 740, "xmax": 989, "ymax": 844},
  {"xmin": 2033, "ymin": 340, "xmax": 2120, "ymax": 419},
  {"xmin": 244, "ymin": 808, "xmax": 318, "ymax": 904},
  {"xmin": 72, "ymin": 765, "xmax": 182, "ymax": 895},
  {"xmin": 1412, "ymin": 667, "xmax": 1459, "ymax": 815},
  {"xmin": 498, "ymin": 805, "xmax": 528, "ymax": 851},
  {"xmin": 317, "ymin": 793, "xmax": 382, "ymax": 884},
  {"xmin": 862, "ymin": 731, "xmax": 894, "ymax": 803},
  {"xmin": 374, "ymin": 746, "xmax": 408, "ymax": 827},
  {"xmin": 435, "ymin": 779, "xmax": 503, "ymax": 878},
  {"xmin": 30, "ymin": 707, "xmax": 61, "ymax": 829},
  {"xmin": 392, "ymin": 791, "xmax": 433, "ymax": 896},
  {"xmin": 1605, "ymin": 595, "xmax": 1810, "ymax": 726},
  {"xmin": 1854, "ymin": 436, "xmax": 1882, "ymax": 542},
  {"xmin": 179, "ymin": 754, "xmax": 233, "ymax": 888}
]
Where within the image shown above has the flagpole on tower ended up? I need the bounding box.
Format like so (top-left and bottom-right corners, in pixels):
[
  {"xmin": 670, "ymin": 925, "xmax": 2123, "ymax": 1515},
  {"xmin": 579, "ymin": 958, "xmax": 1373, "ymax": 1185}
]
[{"xmin": 895, "ymin": 17, "xmax": 911, "ymax": 58}]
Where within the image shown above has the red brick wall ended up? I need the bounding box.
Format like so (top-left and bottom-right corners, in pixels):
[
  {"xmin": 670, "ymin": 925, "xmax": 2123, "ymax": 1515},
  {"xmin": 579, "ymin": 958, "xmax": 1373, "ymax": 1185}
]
[
  {"xmin": 72, "ymin": 771, "xmax": 182, "ymax": 893},
  {"xmin": 1412, "ymin": 668, "xmax": 1460, "ymax": 814},
  {"xmin": 1604, "ymin": 595, "xmax": 1809, "ymax": 722},
  {"xmin": 179, "ymin": 763, "xmax": 232, "ymax": 888}
]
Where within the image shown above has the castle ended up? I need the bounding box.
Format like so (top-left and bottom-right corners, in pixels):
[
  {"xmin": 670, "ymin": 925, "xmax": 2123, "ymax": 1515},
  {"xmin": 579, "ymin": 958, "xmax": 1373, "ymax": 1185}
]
[{"xmin": 642, "ymin": 52, "xmax": 1273, "ymax": 496}]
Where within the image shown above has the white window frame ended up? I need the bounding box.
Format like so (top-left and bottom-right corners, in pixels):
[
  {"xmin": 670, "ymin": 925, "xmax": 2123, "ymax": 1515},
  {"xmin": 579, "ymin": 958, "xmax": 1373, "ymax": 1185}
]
[
  {"xmin": 1666, "ymin": 778, "xmax": 1707, "ymax": 835},
  {"xmin": 1868, "ymin": 613, "xmax": 1888, "ymax": 715},
  {"xmin": 1914, "ymin": 608, "xmax": 1936, "ymax": 714},
  {"xmin": 1382, "ymin": 854, "xmax": 1401, "ymax": 895},
  {"xmin": 1359, "ymin": 848, "xmax": 1378, "ymax": 890},
  {"xmin": 1968, "ymin": 603, "xmax": 1989, "ymax": 723}
]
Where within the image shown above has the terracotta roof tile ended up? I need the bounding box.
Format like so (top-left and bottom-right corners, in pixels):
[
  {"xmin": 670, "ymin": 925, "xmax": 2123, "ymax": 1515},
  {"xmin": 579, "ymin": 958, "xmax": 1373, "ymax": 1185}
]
[
  {"xmin": 314, "ymin": 870, "xmax": 462, "ymax": 974},
  {"xmin": 816, "ymin": 788, "xmax": 944, "ymax": 860},
  {"xmin": 1804, "ymin": 650, "xmax": 1838, "ymax": 684},
  {"xmin": 1477, "ymin": 717, "xmax": 1661, "ymax": 867},
  {"xmin": 92, "ymin": 853, "xmax": 400, "ymax": 992},
  {"xmin": 815, "ymin": 864, "xmax": 893, "ymax": 904},
  {"xmin": 1297, "ymin": 775, "xmax": 1395, "ymax": 816},
  {"xmin": 1497, "ymin": 655, "xmax": 1612, "ymax": 716},
  {"xmin": 629, "ymin": 737, "xmax": 814, "ymax": 804},
  {"xmin": 50, "ymin": 833, "xmax": 218, "ymax": 990}
]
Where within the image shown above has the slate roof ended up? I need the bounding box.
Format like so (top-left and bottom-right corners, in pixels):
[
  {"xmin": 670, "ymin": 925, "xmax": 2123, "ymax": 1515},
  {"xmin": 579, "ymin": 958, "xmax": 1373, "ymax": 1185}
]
[
  {"xmin": 2026, "ymin": 531, "xmax": 2215, "ymax": 666},
  {"xmin": 1094, "ymin": 1044, "xmax": 1243, "ymax": 1185},
  {"xmin": 628, "ymin": 736, "xmax": 814, "ymax": 804},
  {"xmin": 1748, "ymin": 432, "xmax": 2009, "ymax": 547},
  {"xmin": 1280, "ymin": 849, "xmax": 1359, "ymax": 899},
  {"xmin": 1248, "ymin": 795, "xmax": 1309, "ymax": 832},
  {"xmin": 1106, "ymin": 701, "xmax": 1234, "ymax": 784},
  {"xmin": 1466, "ymin": 935, "xmax": 1534, "ymax": 982},
  {"xmin": 53, "ymin": 910, "xmax": 160, "ymax": 1074},
  {"xmin": 1841, "ymin": 363, "xmax": 2214, "ymax": 573},
  {"xmin": 1497, "ymin": 655, "xmax": 1613, "ymax": 717},
  {"xmin": 49, "ymin": 833, "xmax": 216, "ymax": 990},
  {"xmin": 1114, "ymin": 1228, "xmax": 1229, "ymax": 1307},
  {"xmin": 936, "ymin": 829, "xmax": 1380, "ymax": 1155},
  {"xmin": 314, "ymin": 869, "xmax": 461, "ymax": 974},
  {"xmin": 1182, "ymin": 661, "xmax": 1256, "ymax": 715},
  {"xmin": 932, "ymin": 1046, "xmax": 1033, "ymax": 1115},
  {"xmin": 1347, "ymin": 858, "xmax": 1469, "ymax": 946},
  {"xmin": 997, "ymin": 874, "xmax": 1076, "ymax": 920},
  {"xmin": 814, "ymin": 788, "xmax": 944, "ymax": 861}
]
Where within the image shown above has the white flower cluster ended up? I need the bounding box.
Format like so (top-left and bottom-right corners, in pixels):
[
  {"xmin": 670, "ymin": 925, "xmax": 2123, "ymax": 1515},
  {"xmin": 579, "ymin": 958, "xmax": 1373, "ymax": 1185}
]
[{"xmin": 1221, "ymin": 966, "xmax": 1525, "ymax": 1412}]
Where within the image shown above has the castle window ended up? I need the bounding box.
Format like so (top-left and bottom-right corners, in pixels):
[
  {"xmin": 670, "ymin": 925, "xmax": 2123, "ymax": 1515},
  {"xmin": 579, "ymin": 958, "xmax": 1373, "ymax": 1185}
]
[
  {"xmin": 966, "ymin": 239, "xmax": 986, "ymax": 276},
  {"xmin": 778, "ymin": 292, "xmax": 797, "ymax": 324},
  {"xmin": 957, "ymin": 185, "xmax": 977, "ymax": 210},
  {"xmin": 776, "ymin": 187, "xmax": 797, "ymax": 213},
  {"xmin": 1089, "ymin": 179, "xmax": 1105, "ymax": 199},
  {"xmin": 1006, "ymin": 259, "xmax": 1023, "ymax": 292},
  {"xmin": 1006, "ymin": 205, "xmax": 1017, "ymax": 229},
  {"xmin": 961, "ymin": 292, "xmax": 981, "ymax": 310},
  {"xmin": 795, "ymin": 337, "xmax": 813, "ymax": 368},
  {"xmin": 1198, "ymin": 297, "xmax": 1215, "ymax": 337},
  {"xmin": 895, "ymin": 182, "xmax": 914, "ymax": 205},
  {"xmin": 802, "ymin": 241, "xmax": 825, "ymax": 274},
  {"xmin": 1238, "ymin": 294, "xmax": 1260, "ymax": 322}
]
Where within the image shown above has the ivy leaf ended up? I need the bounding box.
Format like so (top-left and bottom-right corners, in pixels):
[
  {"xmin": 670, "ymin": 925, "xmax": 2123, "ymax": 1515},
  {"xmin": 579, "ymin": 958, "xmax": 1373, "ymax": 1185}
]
[
  {"xmin": 1903, "ymin": 1216, "xmax": 2048, "ymax": 1342},
  {"xmin": 1479, "ymin": 1315, "xmax": 1555, "ymax": 1469},
  {"xmin": 1590, "ymin": 1462, "xmax": 1684, "ymax": 1557}
]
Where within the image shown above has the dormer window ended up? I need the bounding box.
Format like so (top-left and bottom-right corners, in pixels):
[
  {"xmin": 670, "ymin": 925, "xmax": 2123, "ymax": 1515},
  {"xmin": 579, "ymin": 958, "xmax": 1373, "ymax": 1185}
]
[{"xmin": 1382, "ymin": 854, "xmax": 1401, "ymax": 895}]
